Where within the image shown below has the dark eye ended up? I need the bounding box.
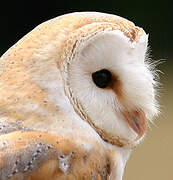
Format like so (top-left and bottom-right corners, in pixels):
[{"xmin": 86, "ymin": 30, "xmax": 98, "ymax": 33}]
[{"xmin": 92, "ymin": 69, "xmax": 112, "ymax": 88}]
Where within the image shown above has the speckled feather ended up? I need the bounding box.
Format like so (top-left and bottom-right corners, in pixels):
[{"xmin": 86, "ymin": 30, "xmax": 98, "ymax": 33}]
[
  {"xmin": 0, "ymin": 131, "xmax": 115, "ymax": 180},
  {"xmin": 0, "ymin": 12, "xmax": 149, "ymax": 180}
]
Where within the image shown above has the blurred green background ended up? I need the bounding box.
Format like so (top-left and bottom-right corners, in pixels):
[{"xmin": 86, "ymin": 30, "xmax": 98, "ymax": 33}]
[{"xmin": 1, "ymin": 1, "xmax": 172, "ymax": 179}]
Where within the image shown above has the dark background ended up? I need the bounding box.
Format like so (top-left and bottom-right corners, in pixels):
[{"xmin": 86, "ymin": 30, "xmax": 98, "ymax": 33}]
[
  {"xmin": 1, "ymin": 1, "xmax": 173, "ymax": 180},
  {"xmin": 0, "ymin": 0, "xmax": 172, "ymax": 59}
]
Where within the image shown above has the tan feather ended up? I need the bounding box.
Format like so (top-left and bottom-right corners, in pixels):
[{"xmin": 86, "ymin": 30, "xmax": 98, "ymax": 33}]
[{"xmin": 0, "ymin": 12, "xmax": 156, "ymax": 180}]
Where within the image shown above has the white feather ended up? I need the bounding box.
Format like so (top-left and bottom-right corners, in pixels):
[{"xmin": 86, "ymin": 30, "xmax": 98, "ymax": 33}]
[{"xmin": 69, "ymin": 30, "xmax": 158, "ymax": 143}]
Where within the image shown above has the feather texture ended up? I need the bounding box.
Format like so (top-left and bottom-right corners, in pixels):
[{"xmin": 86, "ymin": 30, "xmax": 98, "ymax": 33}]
[{"xmin": 0, "ymin": 12, "xmax": 158, "ymax": 180}]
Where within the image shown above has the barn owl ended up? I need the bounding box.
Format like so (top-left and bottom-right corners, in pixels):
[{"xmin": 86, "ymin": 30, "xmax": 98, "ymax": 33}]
[{"xmin": 0, "ymin": 12, "xmax": 158, "ymax": 180}]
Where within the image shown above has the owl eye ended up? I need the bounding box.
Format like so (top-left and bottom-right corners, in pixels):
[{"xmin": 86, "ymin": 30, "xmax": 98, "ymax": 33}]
[{"xmin": 92, "ymin": 69, "xmax": 112, "ymax": 88}]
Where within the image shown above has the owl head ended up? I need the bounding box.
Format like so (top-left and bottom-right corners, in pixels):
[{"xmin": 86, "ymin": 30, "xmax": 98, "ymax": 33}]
[
  {"xmin": 56, "ymin": 12, "xmax": 158, "ymax": 147},
  {"xmin": 1, "ymin": 12, "xmax": 159, "ymax": 148}
]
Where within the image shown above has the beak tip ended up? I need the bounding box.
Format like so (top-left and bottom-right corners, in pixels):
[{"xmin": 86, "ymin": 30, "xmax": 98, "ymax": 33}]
[{"xmin": 123, "ymin": 110, "xmax": 147, "ymax": 140}]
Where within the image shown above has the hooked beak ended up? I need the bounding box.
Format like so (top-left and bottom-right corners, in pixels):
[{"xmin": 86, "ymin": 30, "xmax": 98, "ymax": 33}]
[{"xmin": 122, "ymin": 110, "xmax": 147, "ymax": 140}]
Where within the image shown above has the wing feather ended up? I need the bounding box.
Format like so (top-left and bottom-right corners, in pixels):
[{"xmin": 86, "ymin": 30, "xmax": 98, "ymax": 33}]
[{"xmin": 0, "ymin": 131, "xmax": 113, "ymax": 180}]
